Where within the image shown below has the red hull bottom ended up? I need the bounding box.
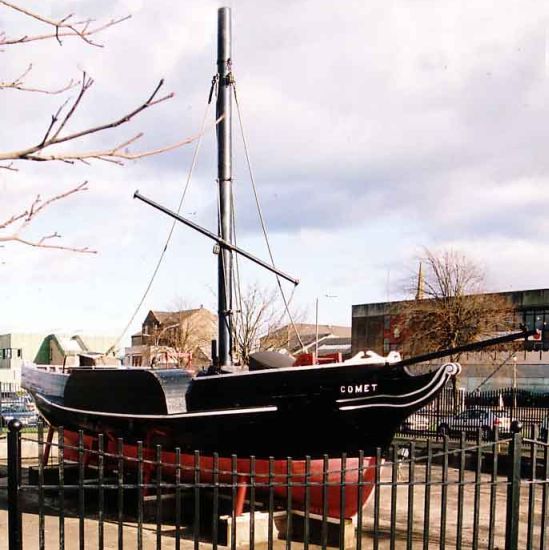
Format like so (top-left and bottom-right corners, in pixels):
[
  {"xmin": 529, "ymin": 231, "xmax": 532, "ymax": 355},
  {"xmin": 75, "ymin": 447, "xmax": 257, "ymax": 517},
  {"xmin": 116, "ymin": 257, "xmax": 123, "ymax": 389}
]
[{"xmin": 62, "ymin": 430, "xmax": 377, "ymax": 519}]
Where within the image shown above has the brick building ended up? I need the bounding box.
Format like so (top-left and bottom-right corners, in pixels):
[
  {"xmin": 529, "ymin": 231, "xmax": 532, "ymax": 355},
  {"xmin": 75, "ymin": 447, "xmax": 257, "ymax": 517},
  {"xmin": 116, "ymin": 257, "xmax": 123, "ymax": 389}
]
[
  {"xmin": 124, "ymin": 307, "xmax": 217, "ymax": 369},
  {"xmin": 352, "ymin": 288, "xmax": 549, "ymax": 356}
]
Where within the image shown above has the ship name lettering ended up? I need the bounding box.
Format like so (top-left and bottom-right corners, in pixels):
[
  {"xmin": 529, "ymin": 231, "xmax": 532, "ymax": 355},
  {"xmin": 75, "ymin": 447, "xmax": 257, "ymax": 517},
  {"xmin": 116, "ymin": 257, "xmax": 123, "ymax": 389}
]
[{"xmin": 339, "ymin": 383, "xmax": 378, "ymax": 394}]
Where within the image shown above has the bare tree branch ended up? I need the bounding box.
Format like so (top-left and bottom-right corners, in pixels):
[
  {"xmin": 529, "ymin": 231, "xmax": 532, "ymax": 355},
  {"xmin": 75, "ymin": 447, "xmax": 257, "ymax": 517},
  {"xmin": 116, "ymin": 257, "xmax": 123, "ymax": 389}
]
[
  {"xmin": 1, "ymin": 233, "xmax": 95, "ymax": 253},
  {"xmin": 0, "ymin": 181, "xmax": 96, "ymax": 253},
  {"xmin": 396, "ymin": 248, "xmax": 514, "ymax": 359},
  {"xmin": 0, "ymin": 209, "xmax": 28, "ymax": 230},
  {"xmin": 146, "ymin": 304, "xmax": 217, "ymax": 369},
  {"xmin": 3, "ymin": 114, "xmax": 223, "ymax": 165},
  {"xmin": 47, "ymin": 73, "xmax": 95, "ymax": 143},
  {"xmin": 0, "ymin": 1, "xmax": 130, "ymax": 47},
  {"xmin": 232, "ymin": 284, "xmax": 288, "ymax": 365},
  {"xmin": 22, "ymin": 122, "xmax": 222, "ymax": 165},
  {"xmin": 0, "ymin": 76, "xmax": 184, "ymax": 163},
  {"xmin": 0, "ymin": 3, "xmax": 208, "ymax": 254},
  {"xmin": 0, "ymin": 63, "xmax": 78, "ymax": 94}
]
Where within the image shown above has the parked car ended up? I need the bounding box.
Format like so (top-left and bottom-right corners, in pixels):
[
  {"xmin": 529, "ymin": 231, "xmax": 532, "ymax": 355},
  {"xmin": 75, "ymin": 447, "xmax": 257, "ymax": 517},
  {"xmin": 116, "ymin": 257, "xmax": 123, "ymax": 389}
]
[
  {"xmin": 1, "ymin": 405, "xmax": 38, "ymax": 427},
  {"xmin": 437, "ymin": 409, "xmax": 511, "ymax": 438},
  {"xmin": 400, "ymin": 413, "xmax": 433, "ymax": 433}
]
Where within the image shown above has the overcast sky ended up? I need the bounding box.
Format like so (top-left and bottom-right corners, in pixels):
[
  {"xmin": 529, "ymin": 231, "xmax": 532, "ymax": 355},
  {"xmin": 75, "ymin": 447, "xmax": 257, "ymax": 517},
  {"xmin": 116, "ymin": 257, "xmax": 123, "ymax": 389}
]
[{"xmin": 1, "ymin": 1, "xmax": 549, "ymax": 348}]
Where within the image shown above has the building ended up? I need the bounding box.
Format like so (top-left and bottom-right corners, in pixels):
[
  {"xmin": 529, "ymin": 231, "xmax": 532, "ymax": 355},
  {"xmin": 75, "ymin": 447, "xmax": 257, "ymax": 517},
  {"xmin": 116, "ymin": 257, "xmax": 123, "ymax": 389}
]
[
  {"xmin": 450, "ymin": 352, "xmax": 549, "ymax": 392},
  {"xmin": 0, "ymin": 333, "xmax": 46, "ymax": 385},
  {"xmin": 352, "ymin": 288, "xmax": 549, "ymax": 355},
  {"xmin": 352, "ymin": 288, "xmax": 549, "ymax": 391},
  {"xmin": 260, "ymin": 323, "xmax": 352, "ymax": 359},
  {"xmin": 44, "ymin": 334, "xmax": 119, "ymax": 367},
  {"xmin": 0, "ymin": 333, "xmax": 119, "ymax": 385},
  {"xmin": 124, "ymin": 307, "xmax": 217, "ymax": 369}
]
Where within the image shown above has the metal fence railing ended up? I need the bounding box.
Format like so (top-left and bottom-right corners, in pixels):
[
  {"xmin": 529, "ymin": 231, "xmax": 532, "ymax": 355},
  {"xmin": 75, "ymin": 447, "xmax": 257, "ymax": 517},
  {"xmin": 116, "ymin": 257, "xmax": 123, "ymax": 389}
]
[
  {"xmin": 1, "ymin": 421, "xmax": 548, "ymax": 549},
  {"xmin": 398, "ymin": 385, "xmax": 549, "ymax": 440}
]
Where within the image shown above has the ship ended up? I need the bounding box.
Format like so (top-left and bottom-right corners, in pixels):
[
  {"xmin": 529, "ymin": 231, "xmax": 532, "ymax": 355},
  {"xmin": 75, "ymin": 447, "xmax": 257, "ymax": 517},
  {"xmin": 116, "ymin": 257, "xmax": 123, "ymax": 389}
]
[{"xmin": 21, "ymin": 7, "xmax": 533, "ymax": 519}]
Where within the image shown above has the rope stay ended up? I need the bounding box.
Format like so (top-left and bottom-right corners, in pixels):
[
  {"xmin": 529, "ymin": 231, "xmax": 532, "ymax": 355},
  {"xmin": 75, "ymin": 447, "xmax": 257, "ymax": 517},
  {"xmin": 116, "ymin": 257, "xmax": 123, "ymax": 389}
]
[
  {"xmin": 230, "ymin": 184, "xmax": 244, "ymax": 363},
  {"xmin": 471, "ymin": 351, "xmax": 517, "ymax": 393},
  {"xmin": 108, "ymin": 74, "xmax": 305, "ymax": 359},
  {"xmin": 106, "ymin": 85, "xmax": 214, "ymax": 356},
  {"xmin": 232, "ymin": 82, "xmax": 305, "ymax": 351}
]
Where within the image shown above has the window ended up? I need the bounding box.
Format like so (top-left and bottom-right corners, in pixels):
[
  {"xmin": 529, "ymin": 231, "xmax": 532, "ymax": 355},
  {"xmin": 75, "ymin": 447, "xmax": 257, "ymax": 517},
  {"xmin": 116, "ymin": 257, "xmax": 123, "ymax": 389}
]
[
  {"xmin": 0, "ymin": 348, "xmax": 22, "ymax": 359},
  {"xmin": 0, "ymin": 348, "xmax": 16, "ymax": 365},
  {"xmin": 524, "ymin": 311, "xmax": 539, "ymax": 331}
]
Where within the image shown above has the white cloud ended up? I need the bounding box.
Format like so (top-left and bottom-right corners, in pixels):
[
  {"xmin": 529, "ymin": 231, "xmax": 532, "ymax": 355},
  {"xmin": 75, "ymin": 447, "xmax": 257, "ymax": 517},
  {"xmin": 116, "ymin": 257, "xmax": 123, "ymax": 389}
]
[{"xmin": 1, "ymin": 0, "xmax": 549, "ymax": 340}]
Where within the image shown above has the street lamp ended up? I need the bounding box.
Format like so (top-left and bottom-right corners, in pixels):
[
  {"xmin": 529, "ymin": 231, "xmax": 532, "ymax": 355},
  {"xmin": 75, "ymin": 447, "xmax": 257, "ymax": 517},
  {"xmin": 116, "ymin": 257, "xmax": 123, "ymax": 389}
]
[
  {"xmin": 512, "ymin": 355, "xmax": 517, "ymax": 410},
  {"xmin": 151, "ymin": 323, "xmax": 180, "ymax": 367},
  {"xmin": 154, "ymin": 323, "xmax": 179, "ymax": 346},
  {"xmin": 315, "ymin": 294, "xmax": 337, "ymax": 363}
]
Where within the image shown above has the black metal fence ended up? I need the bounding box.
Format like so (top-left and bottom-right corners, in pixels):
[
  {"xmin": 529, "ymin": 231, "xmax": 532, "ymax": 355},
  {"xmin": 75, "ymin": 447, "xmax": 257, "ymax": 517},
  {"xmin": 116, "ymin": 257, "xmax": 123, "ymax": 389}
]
[
  {"xmin": 1, "ymin": 421, "xmax": 549, "ymax": 549},
  {"xmin": 399, "ymin": 385, "xmax": 549, "ymax": 439}
]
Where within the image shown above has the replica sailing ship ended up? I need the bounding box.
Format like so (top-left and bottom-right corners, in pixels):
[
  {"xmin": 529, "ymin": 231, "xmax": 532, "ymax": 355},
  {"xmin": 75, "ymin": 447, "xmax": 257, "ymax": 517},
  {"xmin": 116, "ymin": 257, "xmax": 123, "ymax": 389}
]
[{"xmin": 21, "ymin": 8, "xmax": 534, "ymax": 519}]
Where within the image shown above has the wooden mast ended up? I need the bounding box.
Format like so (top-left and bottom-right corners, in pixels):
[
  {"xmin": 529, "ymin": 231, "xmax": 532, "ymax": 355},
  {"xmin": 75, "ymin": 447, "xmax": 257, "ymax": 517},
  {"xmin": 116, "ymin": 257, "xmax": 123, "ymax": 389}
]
[{"xmin": 216, "ymin": 7, "xmax": 233, "ymax": 367}]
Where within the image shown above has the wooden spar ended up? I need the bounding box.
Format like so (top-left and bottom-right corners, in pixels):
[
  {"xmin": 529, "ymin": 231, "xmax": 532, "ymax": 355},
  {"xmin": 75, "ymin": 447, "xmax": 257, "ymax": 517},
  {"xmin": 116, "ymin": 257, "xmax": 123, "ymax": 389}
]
[
  {"xmin": 395, "ymin": 328, "xmax": 539, "ymax": 368},
  {"xmin": 133, "ymin": 191, "xmax": 299, "ymax": 286}
]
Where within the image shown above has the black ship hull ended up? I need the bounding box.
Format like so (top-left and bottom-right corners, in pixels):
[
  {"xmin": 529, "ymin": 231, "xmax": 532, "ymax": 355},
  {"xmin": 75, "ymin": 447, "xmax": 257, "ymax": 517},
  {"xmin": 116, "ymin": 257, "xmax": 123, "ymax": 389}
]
[
  {"xmin": 24, "ymin": 360, "xmax": 459, "ymax": 457},
  {"xmin": 23, "ymin": 359, "xmax": 458, "ymax": 518}
]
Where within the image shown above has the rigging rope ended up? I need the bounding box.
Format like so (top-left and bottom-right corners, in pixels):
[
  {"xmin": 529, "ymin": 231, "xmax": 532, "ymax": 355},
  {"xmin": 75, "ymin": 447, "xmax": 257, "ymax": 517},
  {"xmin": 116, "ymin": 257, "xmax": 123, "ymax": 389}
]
[
  {"xmin": 106, "ymin": 86, "xmax": 214, "ymax": 356},
  {"xmin": 230, "ymin": 184, "xmax": 244, "ymax": 361},
  {"xmin": 216, "ymin": 174, "xmax": 235, "ymax": 365},
  {"xmin": 232, "ymin": 83, "xmax": 305, "ymax": 350},
  {"xmin": 470, "ymin": 350, "xmax": 517, "ymax": 393}
]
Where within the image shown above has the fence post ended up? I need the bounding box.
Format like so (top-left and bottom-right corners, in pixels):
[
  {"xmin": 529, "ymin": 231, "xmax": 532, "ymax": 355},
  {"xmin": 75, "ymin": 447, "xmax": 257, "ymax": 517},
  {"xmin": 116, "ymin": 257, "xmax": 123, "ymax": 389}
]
[
  {"xmin": 505, "ymin": 420, "xmax": 523, "ymax": 550},
  {"xmin": 8, "ymin": 419, "xmax": 22, "ymax": 550}
]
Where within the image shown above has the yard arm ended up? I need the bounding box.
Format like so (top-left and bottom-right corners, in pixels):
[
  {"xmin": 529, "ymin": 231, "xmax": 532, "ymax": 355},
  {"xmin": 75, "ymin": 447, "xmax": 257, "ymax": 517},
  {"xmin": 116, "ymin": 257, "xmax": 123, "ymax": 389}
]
[
  {"xmin": 393, "ymin": 327, "xmax": 539, "ymax": 368},
  {"xmin": 133, "ymin": 190, "xmax": 299, "ymax": 286}
]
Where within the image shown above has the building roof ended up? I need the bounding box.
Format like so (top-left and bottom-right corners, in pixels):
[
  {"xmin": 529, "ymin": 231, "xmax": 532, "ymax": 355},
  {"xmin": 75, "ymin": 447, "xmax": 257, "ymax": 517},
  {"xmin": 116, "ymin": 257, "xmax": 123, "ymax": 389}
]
[
  {"xmin": 261, "ymin": 323, "xmax": 351, "ymax": 355},
  {"xmin": 149, "ymin": 308, "xmax": 213, "ymax": 322},
  {"xmin": 317, "ymin": 336, "xmax": 352, "ymax": 357},
  {"xmin": 50, "ymin": 334, "xmax": 86, "ymax": 355},
  {"xmin": 319, "ymin": 336, "xmax": 351, "ymax": 346},
  {"xmin": 352, "ymin": 288, "xmax": 549, "ymax": 317},
  {"xmin": 261, "ymin": 323, "xmax": 350, "ymax": 346},
  {"xmin": 291, "ymin": 324, "xmax": 351, "ymax": 337},
  {"xmin": 48, "ymin": 334, "xmax": 119, "ymax": 357}
]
